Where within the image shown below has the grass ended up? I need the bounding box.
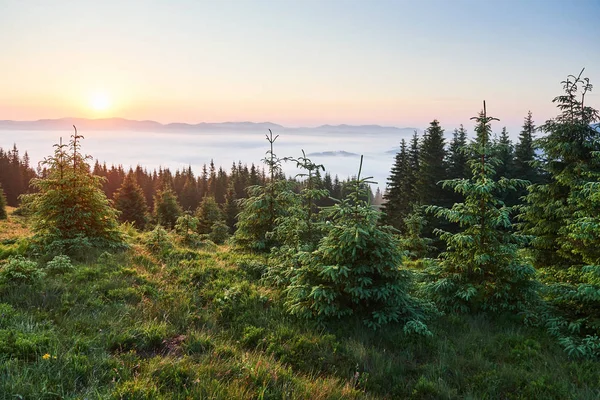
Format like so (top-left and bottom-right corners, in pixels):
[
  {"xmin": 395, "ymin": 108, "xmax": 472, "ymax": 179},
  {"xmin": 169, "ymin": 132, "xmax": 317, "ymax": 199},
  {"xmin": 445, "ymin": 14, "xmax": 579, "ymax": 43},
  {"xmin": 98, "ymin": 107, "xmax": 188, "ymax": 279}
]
[{"xmin": 0, "ymin": 208, "xmax": 599, "ymax": 399}]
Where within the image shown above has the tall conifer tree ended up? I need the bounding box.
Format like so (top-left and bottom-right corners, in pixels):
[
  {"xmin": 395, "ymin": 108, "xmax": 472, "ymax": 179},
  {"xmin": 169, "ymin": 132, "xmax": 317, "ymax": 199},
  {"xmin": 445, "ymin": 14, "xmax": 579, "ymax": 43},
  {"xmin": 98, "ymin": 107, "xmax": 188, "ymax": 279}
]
[
  {"xmin": 0, "ymin": 183, "xmax": 7, "ymax": 220},
  {"xmin": 417, "ymin": 120, "xmax": 447, "ymax": 204},
  {"xmin": 153, "ymin": 186, "xmax": 182, "ymax": 229},
  {"xmin": 514, "ymin": 111, "xmax": 542, "ymax": 194},
  {"xmin": 114, "ymin": 172, "xmax": 149, "ymax": 228},
  {"xmin": 382, "ymin": 139, "xmax": 411, "ymax": 230},
  {"xmin": 447, "ymin": 125, "xmax": 469, "ymax": 180},
  {"xmin": 424, "ymin": 103, "xmax": 538, "ymax": 313},
  {"xmin": 520, "ymin": 70, "xmax": 600, "ymax": 271}
]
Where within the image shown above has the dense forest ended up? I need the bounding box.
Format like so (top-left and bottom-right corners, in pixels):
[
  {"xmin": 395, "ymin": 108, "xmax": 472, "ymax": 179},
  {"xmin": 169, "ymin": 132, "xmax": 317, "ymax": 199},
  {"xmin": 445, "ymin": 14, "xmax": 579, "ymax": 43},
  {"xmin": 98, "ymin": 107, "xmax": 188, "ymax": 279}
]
[{"xmin": 0, "ymin": 71, "xmax": 599, "ymax": 398}]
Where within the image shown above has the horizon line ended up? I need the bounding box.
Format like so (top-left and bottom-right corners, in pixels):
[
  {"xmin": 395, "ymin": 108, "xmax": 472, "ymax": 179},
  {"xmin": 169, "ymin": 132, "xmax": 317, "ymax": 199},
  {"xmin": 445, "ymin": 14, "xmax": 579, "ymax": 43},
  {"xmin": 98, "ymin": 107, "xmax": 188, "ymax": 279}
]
[{"xmin": 0, "ymin": 116, "xmax": 420, "ymax": 131}]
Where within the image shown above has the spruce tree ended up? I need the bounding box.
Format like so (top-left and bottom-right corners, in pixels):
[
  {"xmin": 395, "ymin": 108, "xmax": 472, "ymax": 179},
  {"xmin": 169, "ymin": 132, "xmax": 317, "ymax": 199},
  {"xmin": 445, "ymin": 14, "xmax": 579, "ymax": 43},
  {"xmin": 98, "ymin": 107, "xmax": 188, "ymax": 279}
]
[
  {"xmin": 399, "ymin": 206, "xmax": 435, "ymax": 260},
  {"xmin": 520, "ymin": 70, "xmax": 600, "ymax": 356},
  {"xmin": 520, "ymin": 70, "xmax": 600, "ymax": 271},
  {"xmin": 233, "ymin": 130, "xmax": 294, "ymax": 251},
  {"xmin": 408, "ymin": 131, "xmax": 420, "ymax": 196},
  {"xmin": 274, "ymin": 150, "xmax": 328, "ymax": 252},
  {"xmin": 514, "ymin": 112, "xmax": 538, "ymax": 181},
  {"xmin": 195, "ymin": 196, "xmax": 224, "ymax": 234},
  {"xmin": 180, "ymin": 170, "xmax": 199, "ymax": 211},
  {"xmin": 0, "ymin": 184, "xmax": 7, "ymax": 220},
  {"xmin": 558, "ymin": 163, "xmax": 600, "ymax": 356},
  {"xmin": 215, "ymin": 167, "xmax": 228, "ymax": 204},
  {"xmin": 495, "ymin": 127, "xmax": 518, "ymax": 205},
  {"xmin": 417, "ymin": 120, "xmax": 448, "ymax": 205},
  {"xmin": 286, "ymin": 156, "xmax": 432, "ymax": 332},
  {"xmin": 382, "ymin": 139, "xmax": 411, "ymax": 230},
  {"xmin": 513, "ymin": 111, "xmax": 543, "ymax": 205},
  {"xmin": 113, "ymin": 172, "xmax": 149, "ymax": 228},
  {"xmin": 175, "ymin": 212, "xmax": 200, "ymax": 246},
  {"xmin": 424, "ymin": 103, "xmax": 538, "ymax": 314},
  {"xmin": 447, "ymin": 125, "xmax": 469, "ymax": 180},
  {"xmin": 199, "ymin": 164, "xmax": 208, "ymax": 199},
  {"xmin": 153, "ymin": 186, "xmax": 182, "ymax": 229},
  {"xmin": 22, "ymin": 127, "xmax": 123, "ymax": 255},
  {"xmin": 495, "ymin": 127, "xmax": 514, "ymax": 180},
  {"xmin": 223, "ymin": 183, "xmax": 238, "ymax": 233}
]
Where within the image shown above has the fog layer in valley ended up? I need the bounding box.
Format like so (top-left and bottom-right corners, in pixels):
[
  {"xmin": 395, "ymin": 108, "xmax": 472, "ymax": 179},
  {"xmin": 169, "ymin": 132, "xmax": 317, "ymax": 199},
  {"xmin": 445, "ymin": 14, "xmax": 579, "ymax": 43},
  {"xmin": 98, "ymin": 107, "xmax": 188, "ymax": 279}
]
[{"xmin": 0, "ymin": 127, "xmax": 418, "ymax": 190}]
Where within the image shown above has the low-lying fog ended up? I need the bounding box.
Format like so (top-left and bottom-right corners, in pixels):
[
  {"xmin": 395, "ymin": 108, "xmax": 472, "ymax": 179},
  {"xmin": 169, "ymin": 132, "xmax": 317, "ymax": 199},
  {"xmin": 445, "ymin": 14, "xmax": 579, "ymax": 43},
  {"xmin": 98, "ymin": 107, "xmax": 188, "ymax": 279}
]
[{"xmin": 1, "ymin": 127, "xmax": 419, "ymax": 190}]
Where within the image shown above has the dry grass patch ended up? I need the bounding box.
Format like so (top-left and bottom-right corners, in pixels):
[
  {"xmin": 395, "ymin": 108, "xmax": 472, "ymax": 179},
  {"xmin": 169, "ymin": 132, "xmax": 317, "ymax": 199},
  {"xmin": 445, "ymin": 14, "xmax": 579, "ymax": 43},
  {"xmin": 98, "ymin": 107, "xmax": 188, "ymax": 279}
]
[{"xmin": 0, "ymin": 207, "xmax": 31, "ymax": 241}]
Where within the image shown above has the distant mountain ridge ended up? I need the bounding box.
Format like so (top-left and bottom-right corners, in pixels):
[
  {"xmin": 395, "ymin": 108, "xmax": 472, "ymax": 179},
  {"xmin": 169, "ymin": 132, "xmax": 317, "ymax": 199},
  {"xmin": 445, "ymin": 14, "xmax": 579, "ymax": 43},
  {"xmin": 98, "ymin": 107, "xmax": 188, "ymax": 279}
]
[
  {"xmin": 307, "ymin": 150, "xmax": 359, "ymax": 157},
  {"xmin": 0, "ymin": 117, "xmax": 417, "ymax": 134}
]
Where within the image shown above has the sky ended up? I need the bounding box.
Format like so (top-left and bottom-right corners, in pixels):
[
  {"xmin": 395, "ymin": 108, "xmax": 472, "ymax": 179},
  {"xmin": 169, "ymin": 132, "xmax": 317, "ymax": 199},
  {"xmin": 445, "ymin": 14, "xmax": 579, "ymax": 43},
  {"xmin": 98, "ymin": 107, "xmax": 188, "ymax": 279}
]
[{"xmin": 1, "ymin": 0, "xmax": 599, "ymax": 133}]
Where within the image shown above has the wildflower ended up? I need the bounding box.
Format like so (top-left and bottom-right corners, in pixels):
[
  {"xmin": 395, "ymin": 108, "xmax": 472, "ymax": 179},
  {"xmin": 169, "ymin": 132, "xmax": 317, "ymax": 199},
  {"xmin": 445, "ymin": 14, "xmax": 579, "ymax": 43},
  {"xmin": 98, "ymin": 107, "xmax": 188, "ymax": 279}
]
[{"xmin": 42, "ymin": 353, "xmax": 51, "ymax": 360}]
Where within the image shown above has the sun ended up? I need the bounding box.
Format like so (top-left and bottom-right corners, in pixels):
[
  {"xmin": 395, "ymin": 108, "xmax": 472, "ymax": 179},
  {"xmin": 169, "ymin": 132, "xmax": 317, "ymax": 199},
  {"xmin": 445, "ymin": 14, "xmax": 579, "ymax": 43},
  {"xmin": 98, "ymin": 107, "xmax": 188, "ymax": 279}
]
[{"xmin": 90, "ymin": 93, "xmax": 111, "ymax": 112}]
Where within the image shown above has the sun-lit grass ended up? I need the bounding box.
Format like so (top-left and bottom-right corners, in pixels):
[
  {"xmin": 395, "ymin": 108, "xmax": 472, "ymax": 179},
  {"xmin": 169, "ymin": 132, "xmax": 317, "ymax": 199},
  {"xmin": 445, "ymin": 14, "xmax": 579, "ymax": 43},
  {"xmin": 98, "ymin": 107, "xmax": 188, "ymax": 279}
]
[
  {"xmin": 0, "ymin": 207, "xmax": 31, "ymax": 241},
  {"xmin": 0, "ymin": 225, "xmax": 599, "ymax": 399}
]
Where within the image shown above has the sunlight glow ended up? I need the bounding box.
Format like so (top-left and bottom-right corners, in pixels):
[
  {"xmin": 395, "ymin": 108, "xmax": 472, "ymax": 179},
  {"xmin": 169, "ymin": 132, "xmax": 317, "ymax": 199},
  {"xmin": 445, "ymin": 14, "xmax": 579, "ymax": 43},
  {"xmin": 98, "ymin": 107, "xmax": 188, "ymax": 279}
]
[{"xmin": 90, "ymin": 93, "xmax": 111, "ymax": 112}]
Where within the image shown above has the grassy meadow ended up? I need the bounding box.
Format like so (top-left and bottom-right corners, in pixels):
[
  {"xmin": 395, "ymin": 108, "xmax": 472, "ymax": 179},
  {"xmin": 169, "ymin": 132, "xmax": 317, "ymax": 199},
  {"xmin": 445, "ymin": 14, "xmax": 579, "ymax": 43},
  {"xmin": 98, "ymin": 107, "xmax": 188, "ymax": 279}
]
[{"xmin": 0, "ymin": 208, "xmax": 599, "ymax": 399}]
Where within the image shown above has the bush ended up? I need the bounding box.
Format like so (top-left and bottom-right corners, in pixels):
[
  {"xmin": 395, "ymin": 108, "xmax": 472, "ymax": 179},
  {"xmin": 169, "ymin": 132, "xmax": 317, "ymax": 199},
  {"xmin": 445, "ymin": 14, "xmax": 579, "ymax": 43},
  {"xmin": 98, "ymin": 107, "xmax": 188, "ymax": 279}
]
[
  {"xmin": 0, "ymin": 238, "xmax": 30, "ymax": 260},
  {"xmin": 145, "ymin": 225, "xmax": 173, "ymax": 255},
  {"xmin": 45, "ymin": 254, "xmax": 74, "ymax": 275},
  {"xmin": 0, "ymin": 256, "xmax": 44, "ymax": 285}
]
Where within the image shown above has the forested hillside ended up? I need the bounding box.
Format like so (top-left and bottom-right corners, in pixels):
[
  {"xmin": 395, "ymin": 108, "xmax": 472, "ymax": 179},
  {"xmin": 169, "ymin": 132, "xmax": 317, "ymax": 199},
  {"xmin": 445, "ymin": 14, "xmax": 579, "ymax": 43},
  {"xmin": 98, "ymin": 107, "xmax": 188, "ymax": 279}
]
[{"xmin": 0, "ymin": 71, "xmax": 599, "ymax": 399}]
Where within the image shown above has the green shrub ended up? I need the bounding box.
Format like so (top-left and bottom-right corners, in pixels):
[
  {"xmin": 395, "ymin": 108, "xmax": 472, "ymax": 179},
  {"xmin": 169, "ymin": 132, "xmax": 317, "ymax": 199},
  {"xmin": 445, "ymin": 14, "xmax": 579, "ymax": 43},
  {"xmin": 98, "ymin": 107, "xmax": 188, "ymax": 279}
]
[
  {"xmin": 241, "ymin": 325, "xmax": 266, "ymax": 349},
  {"xmin": 411, "ymin": 375, "xmax": 456, "ymax": 399},
  {"xmin": 238, "ymin": 259, "xmax": 267, "ymax": 280},
  {"xmin": 0, "ymin": 238, "xmax": 30, "ymax": 260},
  {"xmin": 45, "ymin": 254, "xmax": 74, "ymax": 275},
  {"xmin": 145, "ymin": 225, "xmax": 173, "ymax": 255},
  {"xmin": 0, "ymin": 256, "xmax": 44, "ymax": 285},
  {"xmin": 0, "ymin": 303, "xmax": 17, "ymax": 328}
]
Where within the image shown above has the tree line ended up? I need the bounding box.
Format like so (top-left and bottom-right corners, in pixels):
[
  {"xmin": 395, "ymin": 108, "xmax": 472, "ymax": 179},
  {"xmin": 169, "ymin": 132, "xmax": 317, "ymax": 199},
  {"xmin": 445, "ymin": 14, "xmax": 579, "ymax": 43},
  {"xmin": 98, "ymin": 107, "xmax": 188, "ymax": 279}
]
[
  {"xmin": 0, "ymin": 143, "xmax": 376, "ymax": 232},
  {"xmin": 381, "ymin": 111, "xmax": 543, "ymax": 242}
]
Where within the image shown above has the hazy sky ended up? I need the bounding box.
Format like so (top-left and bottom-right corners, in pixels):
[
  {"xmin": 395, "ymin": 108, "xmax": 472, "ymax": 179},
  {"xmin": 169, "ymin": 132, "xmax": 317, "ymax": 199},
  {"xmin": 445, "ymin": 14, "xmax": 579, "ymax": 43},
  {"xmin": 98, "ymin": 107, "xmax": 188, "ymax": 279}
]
[{"xmin": 1, "ymin": 0, "xmax": 599, "ymax": 131}]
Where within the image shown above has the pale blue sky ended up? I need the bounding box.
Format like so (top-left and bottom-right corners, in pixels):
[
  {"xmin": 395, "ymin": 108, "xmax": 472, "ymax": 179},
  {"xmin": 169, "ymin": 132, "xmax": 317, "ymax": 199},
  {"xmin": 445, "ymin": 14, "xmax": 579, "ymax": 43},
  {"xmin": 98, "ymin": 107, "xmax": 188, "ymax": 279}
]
[{"xmin": 1, "ymin": 0, "xmax": 598, "ymax": 133}]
